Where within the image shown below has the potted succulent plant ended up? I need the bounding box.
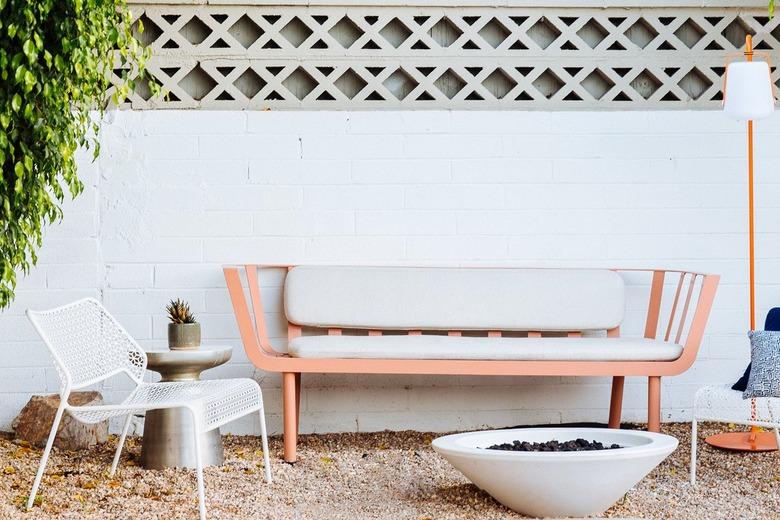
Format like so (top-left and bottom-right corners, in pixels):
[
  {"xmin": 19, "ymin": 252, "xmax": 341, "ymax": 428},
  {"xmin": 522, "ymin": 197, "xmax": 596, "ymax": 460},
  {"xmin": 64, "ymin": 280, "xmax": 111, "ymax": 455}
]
[{"xmin": 166, "ymin": 299, "xmax": 200, "ymax": 350}]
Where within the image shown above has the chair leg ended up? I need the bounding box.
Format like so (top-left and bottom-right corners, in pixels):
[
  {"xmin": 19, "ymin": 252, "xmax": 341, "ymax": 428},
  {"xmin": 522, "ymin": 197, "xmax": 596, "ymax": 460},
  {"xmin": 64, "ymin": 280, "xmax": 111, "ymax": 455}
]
[
  {"xmin": 282, "ymin": 372, "xmax": 298, "ymax": 463},
  {"xmin": 258, "ymin": 408, "xmax": 272, "ymax": 483},
  {"xmin": 191, "ymin": 412, "xmax": 206, "ymax": 520},
  {"xmin": 27, "ymin": 402, "xmax": 66, "ymax": 509},
  {"xmin": 608, "ymin": 376, "xmax": 625, "ymax": 429},
  {"xmin": 648, "ymin": 376, "xmax": 661, "ymax": 432},
  {"xmin": 690, "ymin": 419, "xmax": 697, "ymax": 485},
  {"xmin": 110, "ymin": 414, "xmax": 133, "ymax": 476},
  {"xmin": 773, "ymin": 427, "xmax": 780, "ymax": 450}
]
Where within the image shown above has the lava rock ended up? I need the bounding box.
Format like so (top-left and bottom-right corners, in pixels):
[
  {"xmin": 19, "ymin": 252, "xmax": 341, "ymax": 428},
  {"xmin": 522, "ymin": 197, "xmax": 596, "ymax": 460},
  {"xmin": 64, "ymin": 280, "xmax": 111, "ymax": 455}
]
[{"xmin": 484, "ymin": 438, "xmax": 622, "ymax": 452}]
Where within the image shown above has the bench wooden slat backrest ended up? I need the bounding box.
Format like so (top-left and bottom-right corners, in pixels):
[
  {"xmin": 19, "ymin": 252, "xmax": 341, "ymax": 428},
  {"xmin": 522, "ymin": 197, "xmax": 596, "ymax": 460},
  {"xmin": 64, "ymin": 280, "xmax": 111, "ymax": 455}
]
[{"xmin": 283, "ymin": 266, "xmax": 625, "ymax": 333}]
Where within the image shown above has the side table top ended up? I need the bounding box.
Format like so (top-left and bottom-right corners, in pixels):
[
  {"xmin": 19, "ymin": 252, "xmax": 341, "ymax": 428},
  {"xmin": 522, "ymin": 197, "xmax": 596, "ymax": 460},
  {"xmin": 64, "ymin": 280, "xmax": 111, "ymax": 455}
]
[{"xmin": 146, "ymin": 346, "xmax": 232, "ymax": 382}]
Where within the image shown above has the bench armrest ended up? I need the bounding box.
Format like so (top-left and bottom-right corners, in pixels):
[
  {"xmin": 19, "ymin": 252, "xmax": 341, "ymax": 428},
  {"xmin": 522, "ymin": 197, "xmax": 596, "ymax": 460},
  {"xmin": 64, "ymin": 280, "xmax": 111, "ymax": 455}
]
[
  {"xmin": 224, "ymin": 265, "xmax": 288, "ymax": 367},
  {"xmin": 622, "ymin": 269, "xmax": 719, "ymax": 372}
]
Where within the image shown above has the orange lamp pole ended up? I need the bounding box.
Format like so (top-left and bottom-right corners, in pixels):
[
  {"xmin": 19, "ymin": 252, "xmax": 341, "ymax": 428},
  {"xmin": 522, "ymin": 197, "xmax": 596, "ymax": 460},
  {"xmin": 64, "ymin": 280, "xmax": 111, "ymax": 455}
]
[{"xmin": 705, "ymin": 35, "xmax": 778, "ymax": 452}]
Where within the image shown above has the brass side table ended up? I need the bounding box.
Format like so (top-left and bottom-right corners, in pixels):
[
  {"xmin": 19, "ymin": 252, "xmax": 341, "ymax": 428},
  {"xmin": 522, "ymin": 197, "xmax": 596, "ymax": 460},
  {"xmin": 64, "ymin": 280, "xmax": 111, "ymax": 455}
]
[{"xmin": 140, "ymin": 346, "xmax": 232, "ymax": 469}]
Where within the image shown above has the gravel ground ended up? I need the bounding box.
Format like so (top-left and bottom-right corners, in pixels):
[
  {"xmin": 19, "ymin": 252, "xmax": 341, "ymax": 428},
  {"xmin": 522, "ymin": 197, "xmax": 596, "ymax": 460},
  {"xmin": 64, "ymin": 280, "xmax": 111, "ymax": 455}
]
[{"xmin": 0, "ymin": 423, "xmax": 778, "ymax": 519}]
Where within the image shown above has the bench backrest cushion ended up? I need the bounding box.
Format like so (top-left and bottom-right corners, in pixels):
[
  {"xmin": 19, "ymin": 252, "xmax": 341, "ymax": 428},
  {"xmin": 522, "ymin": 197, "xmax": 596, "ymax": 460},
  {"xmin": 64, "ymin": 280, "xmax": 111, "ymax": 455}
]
[{"xmin": 284, "ymin": 266, "xmax": 625, "ymax": 332}]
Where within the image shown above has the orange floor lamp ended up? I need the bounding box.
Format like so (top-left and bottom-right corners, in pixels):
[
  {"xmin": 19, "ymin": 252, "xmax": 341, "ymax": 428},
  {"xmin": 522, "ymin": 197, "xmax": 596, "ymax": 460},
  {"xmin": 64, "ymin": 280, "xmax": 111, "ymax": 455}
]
[{"xmin": 706, "ymin": 35, "xmax": 776, "ymax": 451}]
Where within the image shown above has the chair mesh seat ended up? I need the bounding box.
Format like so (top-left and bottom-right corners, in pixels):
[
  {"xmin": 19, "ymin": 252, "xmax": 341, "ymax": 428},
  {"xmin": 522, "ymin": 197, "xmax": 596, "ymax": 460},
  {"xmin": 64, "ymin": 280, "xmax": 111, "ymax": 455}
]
[
  {"xmin": 694, "ymin": 384, "xmax": 780, "ymax": 427},
  {"xmin": 69, "ymin": 379, "xmax": 263, "ymax": 430}
]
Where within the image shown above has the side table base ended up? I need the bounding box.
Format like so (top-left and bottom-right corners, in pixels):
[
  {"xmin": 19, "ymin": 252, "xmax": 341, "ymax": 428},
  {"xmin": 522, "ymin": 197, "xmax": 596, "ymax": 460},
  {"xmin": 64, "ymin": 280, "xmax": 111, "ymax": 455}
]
[{"xmin": 141, "ymin": 408, "xmax": 224, "ymax": 469}]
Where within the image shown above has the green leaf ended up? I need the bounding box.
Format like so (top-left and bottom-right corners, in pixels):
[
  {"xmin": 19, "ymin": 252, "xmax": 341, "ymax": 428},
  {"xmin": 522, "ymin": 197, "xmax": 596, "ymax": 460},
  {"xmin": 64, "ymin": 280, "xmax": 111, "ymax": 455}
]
[
  {"xmin": 23, "ymin": 70, "xmax": 35, "ymax": 91},
  {"xmin": 11, "ymin": 93, "xmax": 21, "ymax": 112},
  {"xmin": 22, "ymin": 39, "xmax": 35, "ymax": 60}
]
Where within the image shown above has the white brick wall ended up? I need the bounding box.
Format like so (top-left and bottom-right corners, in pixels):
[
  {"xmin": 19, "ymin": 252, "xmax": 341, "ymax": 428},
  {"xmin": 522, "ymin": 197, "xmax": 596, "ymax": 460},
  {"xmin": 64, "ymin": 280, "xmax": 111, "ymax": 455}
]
[{"xmin": 1, "ymin": 109, "xmax": 778, "ymax": 435}]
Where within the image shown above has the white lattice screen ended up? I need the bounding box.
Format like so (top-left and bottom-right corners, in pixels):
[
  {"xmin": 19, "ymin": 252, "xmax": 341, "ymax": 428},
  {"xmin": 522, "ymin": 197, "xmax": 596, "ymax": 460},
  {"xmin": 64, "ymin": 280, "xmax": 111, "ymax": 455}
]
[{"xmin": 119, "ymin": 2, "xmax": 780, "ymax": 109}]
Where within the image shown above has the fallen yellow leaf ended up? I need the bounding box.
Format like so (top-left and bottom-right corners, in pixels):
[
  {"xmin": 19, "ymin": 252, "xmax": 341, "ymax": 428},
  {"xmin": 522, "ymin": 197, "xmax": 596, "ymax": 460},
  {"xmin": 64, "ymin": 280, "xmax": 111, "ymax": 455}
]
[
  {"xmin": 81, "ymin": 480, "xmax": 97, "ymax": 489},
  {"xmin": 73, "ymin": 493, "xmax": 85, "ymax": 503},
  {"xmin": 319, "ymin": 456, "xmax": 334, "ymax": 466},
  {"xmin": 12, "ymin": 447, "xmax": 31, "ymax": 458},
  {"xmin": 4, "ymin": 466, "xmax": 15, "ymax": 475}
]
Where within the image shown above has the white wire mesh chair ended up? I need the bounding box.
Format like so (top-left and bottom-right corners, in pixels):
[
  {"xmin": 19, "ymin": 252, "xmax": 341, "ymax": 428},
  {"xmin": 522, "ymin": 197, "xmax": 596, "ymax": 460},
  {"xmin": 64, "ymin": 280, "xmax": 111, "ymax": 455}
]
[
  {"xmin": 26, "ymin": 298, "xmax": 271, "ymax": 519},
  {"xmin": 690, "ymin": 384, "xmax": 780, "ymax": 484}
]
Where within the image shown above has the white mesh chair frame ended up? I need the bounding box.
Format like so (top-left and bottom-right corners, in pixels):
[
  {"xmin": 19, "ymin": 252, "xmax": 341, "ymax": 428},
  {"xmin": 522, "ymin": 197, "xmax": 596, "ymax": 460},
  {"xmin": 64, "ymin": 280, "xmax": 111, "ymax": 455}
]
[
  {"xmin": 25, "ymin": 298, "xmax": 271, "ymax": 519},
  {"xmin": 690, "ymin": 384, "xmax": 780, "ymax": 484}
]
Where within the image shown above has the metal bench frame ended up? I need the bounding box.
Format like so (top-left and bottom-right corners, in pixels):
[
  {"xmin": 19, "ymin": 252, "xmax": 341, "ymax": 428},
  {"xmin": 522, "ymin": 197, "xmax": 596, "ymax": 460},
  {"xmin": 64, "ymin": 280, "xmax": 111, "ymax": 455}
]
[{"xmin": 225, "ymin": 265, "xmax": 719, "ymax": 462}]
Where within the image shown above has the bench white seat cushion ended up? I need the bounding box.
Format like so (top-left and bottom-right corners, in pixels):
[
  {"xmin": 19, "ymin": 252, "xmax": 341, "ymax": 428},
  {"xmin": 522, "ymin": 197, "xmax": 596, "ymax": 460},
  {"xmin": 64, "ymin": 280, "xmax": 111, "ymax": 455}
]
[
  {"xmin": 285, "ymin": 266, "xmax": 625, "ymax": 331},
  {"xmin": 287, "ymin": 336, "xmax": 683, "ymax": 362}
]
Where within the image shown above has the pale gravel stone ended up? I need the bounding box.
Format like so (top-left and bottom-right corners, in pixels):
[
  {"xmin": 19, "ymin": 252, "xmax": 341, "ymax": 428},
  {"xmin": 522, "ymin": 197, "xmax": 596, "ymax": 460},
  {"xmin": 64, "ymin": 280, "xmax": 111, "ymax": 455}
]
[{"xmin": 0, "ymin": 423, "xmax": 777, "ymax": 519}]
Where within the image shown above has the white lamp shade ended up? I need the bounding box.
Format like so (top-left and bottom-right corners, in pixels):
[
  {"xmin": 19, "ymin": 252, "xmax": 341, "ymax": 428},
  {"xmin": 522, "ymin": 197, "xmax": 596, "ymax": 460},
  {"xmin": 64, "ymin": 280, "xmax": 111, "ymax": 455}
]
[{"xmin": 723, "ymin": 61, "xmax": 775, "ymax": 121}]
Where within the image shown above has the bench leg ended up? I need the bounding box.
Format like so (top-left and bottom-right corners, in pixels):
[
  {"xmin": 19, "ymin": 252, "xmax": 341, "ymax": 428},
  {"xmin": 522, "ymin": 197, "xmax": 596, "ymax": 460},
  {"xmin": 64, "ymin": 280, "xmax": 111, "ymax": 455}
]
[
  {"xmin": 282, "ymin": 372, "xmax": 299, "ymax": 463},
  {"xmin": 608, "ymin": 376, "xmax": 624, "ymax": 429},
  {"xmin": 294, "ymin": 373, "xmax": 301, "ymax": 434},
  {"xmin": 647, "ymin": 376, "xmax": 661, "ymax": 432}
]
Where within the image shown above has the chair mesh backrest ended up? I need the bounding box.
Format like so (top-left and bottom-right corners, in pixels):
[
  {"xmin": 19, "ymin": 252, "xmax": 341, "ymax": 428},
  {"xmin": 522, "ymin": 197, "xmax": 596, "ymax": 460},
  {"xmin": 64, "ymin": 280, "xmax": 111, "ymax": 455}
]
[{"xmin": 27, "ymin": 298, "xmax": 146, "ymax": 389}]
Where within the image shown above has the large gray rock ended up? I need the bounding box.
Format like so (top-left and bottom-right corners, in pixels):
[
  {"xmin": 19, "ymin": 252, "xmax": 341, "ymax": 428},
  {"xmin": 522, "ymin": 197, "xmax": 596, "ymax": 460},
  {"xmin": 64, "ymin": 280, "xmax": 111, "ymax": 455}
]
[{"xmin": 12, "ymin": 392, "xmax": 108, "ymax": 451}]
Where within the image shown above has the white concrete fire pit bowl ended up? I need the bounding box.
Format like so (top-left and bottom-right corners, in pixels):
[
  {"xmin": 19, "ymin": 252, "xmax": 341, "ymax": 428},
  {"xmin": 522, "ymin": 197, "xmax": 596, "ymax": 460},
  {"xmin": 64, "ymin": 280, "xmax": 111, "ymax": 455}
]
[{"xmin": 432, "ymin": 428, "xmax": 677, "ymax": 518}]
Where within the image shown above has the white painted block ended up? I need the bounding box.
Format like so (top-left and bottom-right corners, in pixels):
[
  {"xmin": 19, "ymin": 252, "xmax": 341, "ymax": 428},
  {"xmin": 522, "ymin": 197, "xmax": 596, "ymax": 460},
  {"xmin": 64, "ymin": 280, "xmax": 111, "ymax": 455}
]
[
  {"xmin": 249, "ymin": 159, "xmax": 351, "ymax": 184},
  {"xmin": 106, "ymin": 264, "xmax": 154, "ymax": 289},
  {"xmin": 452, "ymin": 158, "xmax": 553, "ymax": 183},
  {"xmin": 352, "ymin": 159, "xmax": 451, "ymax": 184},
  {"xmin": 252, "ymin": 211, "xmax": 355, "ymax": 236},
  {"xmin": 199, "ymin": 135, "xmax": 301, "ymax": 160},
  {"xmin": 301, "ymin": 134, "xmax": 403, "ymax": 159},
  {"xmin": 356, "ymin": 211, "xmax": 456, "ymax": 236},
  {"xmin": 247, "ymin": 111, "xmax": 348, "ymax": 134},
  {"xmin": 403, "ymin": 134, "xmax": 502, "ymax": 158},
  {"xmin": 305, "ymin": 236, "xmax": 406, "ymax": 261},
  {"xmin": 304, "ymin": 185, "xmax": 404, "ymax": 209},
  {"xmin": 348, "ymin": 111, "xmax": 451, "ymax": 134},
  {"xmin": 141, "ymin": 135, "xmax": 198, "ymax": 159},
  {"xmin": 143, "ymin": 110, "xmax": 246, "ymax": 135},
  {"xmin": 154, "ymin": 263, "xmax": 226, "ymax": 289},
  {"xmin": 102, "ymin": 238, "xmax": 203, "ymax": 263},
  {"xmin": 46, "ymin": 264, "xmax": 99, "ymax": 289},
  {"xmin": 405, "ymin": 185, "xmax": 505, "ymax": 210},
  {"xmin": 202, "ymin": 237, "xmax": 305, "ymax": 263},
  {"xmin": 205, "ymin": 186, "xmax": 303, "ymax": 211}
]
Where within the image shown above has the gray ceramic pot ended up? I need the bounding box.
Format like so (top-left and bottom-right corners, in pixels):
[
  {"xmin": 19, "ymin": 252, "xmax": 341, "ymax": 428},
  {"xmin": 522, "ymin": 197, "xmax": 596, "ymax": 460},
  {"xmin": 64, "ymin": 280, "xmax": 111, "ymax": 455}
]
[{"xmin": 168, "ymin": 323, "xmax": 201, "ymax": 350}]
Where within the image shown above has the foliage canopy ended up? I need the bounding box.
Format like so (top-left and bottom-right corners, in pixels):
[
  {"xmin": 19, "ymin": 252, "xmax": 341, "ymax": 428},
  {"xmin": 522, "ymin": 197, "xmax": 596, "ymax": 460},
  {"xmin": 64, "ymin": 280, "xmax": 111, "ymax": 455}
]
[{"xmin": 0, "ymin": 0, "xmax": 151, "ymax": 307}]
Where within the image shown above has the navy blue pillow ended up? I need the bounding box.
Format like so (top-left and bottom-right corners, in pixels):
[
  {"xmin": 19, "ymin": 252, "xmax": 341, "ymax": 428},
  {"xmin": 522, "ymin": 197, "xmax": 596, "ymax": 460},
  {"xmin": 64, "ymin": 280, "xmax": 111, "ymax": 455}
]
[{"xmin": 732, "ymin": 363, "xmax": 751, "ymax": 392}]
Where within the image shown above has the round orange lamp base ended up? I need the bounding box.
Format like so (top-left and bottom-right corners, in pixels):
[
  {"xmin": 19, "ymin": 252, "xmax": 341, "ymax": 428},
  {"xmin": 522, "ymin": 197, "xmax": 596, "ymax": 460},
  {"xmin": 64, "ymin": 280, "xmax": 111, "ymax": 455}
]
[{"xmin": 705, "ymin": 431, "xmax": 778, "ymax": 452}]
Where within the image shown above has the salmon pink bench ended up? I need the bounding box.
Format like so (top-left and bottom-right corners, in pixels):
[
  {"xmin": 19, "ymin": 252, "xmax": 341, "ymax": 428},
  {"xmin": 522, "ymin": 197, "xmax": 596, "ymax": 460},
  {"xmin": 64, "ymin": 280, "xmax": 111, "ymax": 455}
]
[{"xmin": 224, "ymin": 265, "xmax": 719, "ymax": 462}]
